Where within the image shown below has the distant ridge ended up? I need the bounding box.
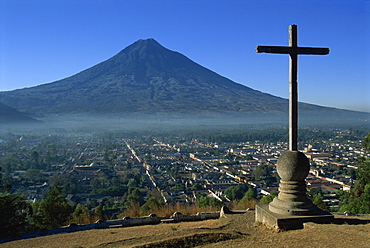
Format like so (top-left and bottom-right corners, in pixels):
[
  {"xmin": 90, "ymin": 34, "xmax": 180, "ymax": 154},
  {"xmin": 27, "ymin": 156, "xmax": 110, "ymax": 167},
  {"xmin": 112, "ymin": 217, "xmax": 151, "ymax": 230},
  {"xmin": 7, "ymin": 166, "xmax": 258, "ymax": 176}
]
[
  {"xmin": 0, "ymin": 102, "xmax": 40, "ymax": 124},
  {"xmin": 0, "ymin": 39, "xmax": 367, "ymax": 120}
]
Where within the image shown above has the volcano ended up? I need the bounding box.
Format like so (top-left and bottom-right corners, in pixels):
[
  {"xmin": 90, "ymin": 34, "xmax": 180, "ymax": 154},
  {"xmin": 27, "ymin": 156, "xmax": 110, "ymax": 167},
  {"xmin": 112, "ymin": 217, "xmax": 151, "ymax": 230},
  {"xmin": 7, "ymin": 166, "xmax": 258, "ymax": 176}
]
[{"xmin": 0, "ymin": 39, "xmax": 366, "ymax": 122}]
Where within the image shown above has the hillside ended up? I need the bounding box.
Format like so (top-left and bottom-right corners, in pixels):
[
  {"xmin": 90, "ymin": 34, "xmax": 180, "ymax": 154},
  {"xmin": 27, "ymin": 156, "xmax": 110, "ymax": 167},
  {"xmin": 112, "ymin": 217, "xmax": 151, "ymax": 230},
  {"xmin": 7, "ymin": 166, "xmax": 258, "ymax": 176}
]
[
  {"xmin": 0, "ymin": 102, "xmax": 40, "ymax": 124},
  {"xmin": 0, "ymin": 39, "xmax": 362, "ymax": 117},
  {"xmin": 2, "ymin": 211, "xmax": 369, "ymax": 248}
]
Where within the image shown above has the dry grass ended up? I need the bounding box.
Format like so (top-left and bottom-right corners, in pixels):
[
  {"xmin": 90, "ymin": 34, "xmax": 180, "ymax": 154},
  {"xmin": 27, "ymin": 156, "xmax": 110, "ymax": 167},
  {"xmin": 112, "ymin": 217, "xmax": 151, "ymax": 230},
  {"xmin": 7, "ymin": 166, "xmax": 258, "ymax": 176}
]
[{"xmin": 3, "ymin": 211, "xmax": 369, "ymax": 248}]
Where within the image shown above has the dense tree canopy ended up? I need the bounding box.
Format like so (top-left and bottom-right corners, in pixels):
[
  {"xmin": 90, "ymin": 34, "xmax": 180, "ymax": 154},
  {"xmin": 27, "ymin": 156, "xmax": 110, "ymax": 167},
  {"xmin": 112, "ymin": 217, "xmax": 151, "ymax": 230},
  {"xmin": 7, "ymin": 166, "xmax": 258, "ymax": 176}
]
[
  {"xmin": 224, "ymin": 185, "xmax": 246, "ymax": 201},
  {"xmin": 339, "ymin": 133, "xmax": 370, "ymax": 214},
  {"xmin": 33, "ymin": 183, "xmax": 73, "ymax": 229},
  {"xmin": 0, "ymin": 194, "xmax": 32, "ymax": 239}
]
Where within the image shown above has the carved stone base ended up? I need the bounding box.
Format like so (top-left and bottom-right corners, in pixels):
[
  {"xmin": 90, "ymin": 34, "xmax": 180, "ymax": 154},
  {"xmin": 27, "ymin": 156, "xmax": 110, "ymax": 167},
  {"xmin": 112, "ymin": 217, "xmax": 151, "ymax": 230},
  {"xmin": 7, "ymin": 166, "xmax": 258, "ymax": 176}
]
[
  {"xmin": 256, "ymin": 204, "xmax": 334, "ymax": 230},
  {"xmin": 256, "ymin": 150, "xmax": 334, "ymax": 230},
  {"xmin": 269, "ymin": 180, "xmax": 317, "ymax": 215}
]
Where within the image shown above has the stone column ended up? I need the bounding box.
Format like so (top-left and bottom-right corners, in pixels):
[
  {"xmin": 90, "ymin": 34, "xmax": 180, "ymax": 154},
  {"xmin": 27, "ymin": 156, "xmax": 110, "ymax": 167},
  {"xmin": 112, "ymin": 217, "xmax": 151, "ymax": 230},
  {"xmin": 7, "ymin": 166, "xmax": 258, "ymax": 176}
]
[{"xmin": 269, "ymin": 150, "xmax": 318, "ymax": 215}]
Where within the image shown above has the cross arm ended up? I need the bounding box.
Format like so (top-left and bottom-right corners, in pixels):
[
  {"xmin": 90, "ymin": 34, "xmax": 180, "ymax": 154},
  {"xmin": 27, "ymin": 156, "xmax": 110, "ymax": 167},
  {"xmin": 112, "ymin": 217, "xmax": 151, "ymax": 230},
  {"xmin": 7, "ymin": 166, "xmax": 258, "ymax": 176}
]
[
  {"xmin": 256, "ymin": 46, "xmax": 293, "ymax": 54},
  {"xmin": 296, "ymin": 47, "xmax": 329, "ymax": 55},
  {"xmin": 256, "ymin": 46, "xmax": 329, "ymax": 55}
]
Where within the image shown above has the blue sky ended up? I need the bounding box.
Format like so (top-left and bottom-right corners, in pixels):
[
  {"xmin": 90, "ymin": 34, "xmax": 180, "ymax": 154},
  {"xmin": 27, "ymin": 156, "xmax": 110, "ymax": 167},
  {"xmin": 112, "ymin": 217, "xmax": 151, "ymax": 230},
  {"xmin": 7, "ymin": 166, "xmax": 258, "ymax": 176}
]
[{"xmin": 1, "ymin": 0, "xmax": 369, "ymax": 112}]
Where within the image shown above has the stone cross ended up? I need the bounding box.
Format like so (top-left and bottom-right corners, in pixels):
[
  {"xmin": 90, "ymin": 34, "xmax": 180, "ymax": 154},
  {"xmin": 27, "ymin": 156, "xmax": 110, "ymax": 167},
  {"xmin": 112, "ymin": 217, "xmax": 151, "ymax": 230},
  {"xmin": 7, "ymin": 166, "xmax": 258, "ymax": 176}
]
[{"xmin": 256, "ymin": 24, "xmax": 329, "ymax": 151}]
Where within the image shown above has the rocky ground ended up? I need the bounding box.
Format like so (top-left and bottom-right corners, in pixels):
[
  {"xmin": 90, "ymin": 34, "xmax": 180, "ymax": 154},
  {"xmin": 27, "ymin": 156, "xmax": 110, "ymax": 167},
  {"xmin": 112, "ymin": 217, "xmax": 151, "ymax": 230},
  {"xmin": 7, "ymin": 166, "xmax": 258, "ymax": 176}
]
[{"xmin": 1, "ymin": 211, "xmax": 370, "ymax": 248}]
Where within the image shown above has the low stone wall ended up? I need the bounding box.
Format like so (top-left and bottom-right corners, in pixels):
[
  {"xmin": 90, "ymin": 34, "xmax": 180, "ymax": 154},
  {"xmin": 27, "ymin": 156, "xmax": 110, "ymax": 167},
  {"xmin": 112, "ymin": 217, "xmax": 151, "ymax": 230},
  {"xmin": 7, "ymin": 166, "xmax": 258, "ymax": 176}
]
[
  {"xmin": 0, "ymin": 223, "xmax": 104, "ymax": 244},
  {"xmin": 121, "ymin": 214, "xmax": 162, "ymax": 226},
  {"xmin": 171, "ymin": 211, "xmax": 220, "ymax": 222},
  {"xmin": 0, "ymin": 211, "xmax": 222, "ymax": 244}
]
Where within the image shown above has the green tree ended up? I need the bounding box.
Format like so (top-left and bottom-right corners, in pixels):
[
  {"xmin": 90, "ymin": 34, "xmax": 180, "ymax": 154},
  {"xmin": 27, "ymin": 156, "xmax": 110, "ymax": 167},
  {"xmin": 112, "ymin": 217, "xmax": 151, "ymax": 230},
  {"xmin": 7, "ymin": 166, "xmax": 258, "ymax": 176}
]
[
  {"xmin": 339, "ymin": 184, "xmax": 370, "ymax": 214},
  {"xmin": 31, "ymin": 151, "xmax": 40, "ymax": 163},
  {"xmin": 21, "ymin": 169, "xmax": 46, "ymax": 185},
  {"xmin": 238, "ymin": 187, "xmax": 257, "ymax": 209},
  {"xmin": 127, "ymin": 178, "xmax": 139, "ymax": 188},
  {"xmin": 0, "ymin": 167, "xmax": 33, "ymax": 238},
  {"xmin": 30, "ymin": 151, "xmax": 42, "ymax": 169},
  {"xmin": 339, "ymin": 133, "xmax": 370, "ymax": 214},
  {"xmin": 208, "ymin": 197, "xmax": 223, "ymax": 208},
  {"xmin": 356, "ymin": 157, "xmax": 370, "ymax": 196},
  {"xmin": 71, "ymin": 203, "xmax": 90, "ymax": 224},
  {"xmin": 140, "ymin": 197, "xmax": 163, "ymax": 215},
  {"xmin": 0, "ymin": 167, "xmax": 12, "ymax": 191},
  {"xmin": 353, "ymin": 133, "xmax": 370, "ymax": 199},
  {"xmin": 260, "ymin": 191, "xmax": 277, "ymax": 204},
  {"xmin": 125, "ymin": 188, "xmax": 144, "ymax": 208},
  {"xmin": 356, "ymin": 184, "xmax": 370, "ymax": 213},
  {"xmin": 90, "ymin": 178, "xmax": 104, "ymax": 194},
  {"xmin": 312, "ymin": 193, "xmax": 329, "ymax": 211},
  {"xmin": 224, "ymin": 185, "xmax": 245, "ymax": 201},
  {"xmin": 33, "ymin": 183, "xmax": 73, "ymax": 229},
  {"xmin": 94, "ymin": 205, "xmax": 105, "ymax": 220},
  {"xmin": 242, "ymin": 187, "xmax": 256, "ymax": 201},
  {"xmin": 0, "ymin": 194, "xmax": 33, "ymax": 239},
  {"xmin": 198, "ymin": 196, "xmax": 210, "ymax": 208}
]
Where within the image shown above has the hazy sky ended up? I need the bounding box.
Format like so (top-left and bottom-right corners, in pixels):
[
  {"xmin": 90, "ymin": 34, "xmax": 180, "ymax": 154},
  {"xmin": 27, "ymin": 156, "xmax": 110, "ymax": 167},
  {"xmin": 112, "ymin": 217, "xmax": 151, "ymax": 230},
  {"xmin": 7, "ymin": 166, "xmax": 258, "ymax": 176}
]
[{"xmin": 1, "ymin": 0, "xmax": 369, "ymax": 112}]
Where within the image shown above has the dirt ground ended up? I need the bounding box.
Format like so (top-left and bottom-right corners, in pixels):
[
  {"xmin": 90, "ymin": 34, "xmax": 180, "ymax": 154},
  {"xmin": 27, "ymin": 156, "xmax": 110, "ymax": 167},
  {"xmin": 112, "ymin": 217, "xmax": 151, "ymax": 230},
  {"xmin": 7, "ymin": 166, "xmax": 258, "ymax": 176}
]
[{"xmin": 1, "ymin": 211, "xmax": 369, "ymax": 248}]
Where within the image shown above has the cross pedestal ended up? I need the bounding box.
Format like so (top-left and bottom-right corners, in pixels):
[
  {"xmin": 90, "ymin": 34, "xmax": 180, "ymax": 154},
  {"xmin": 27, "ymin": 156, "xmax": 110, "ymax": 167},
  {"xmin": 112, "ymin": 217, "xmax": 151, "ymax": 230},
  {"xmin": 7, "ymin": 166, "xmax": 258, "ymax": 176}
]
[
  {"xmin": 254, "ymin": 25, "xmax": 333, "ymax": 230},
  {"xmin": 255, "ymin": 151, "xmax": 333, "ymax": 230}
]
